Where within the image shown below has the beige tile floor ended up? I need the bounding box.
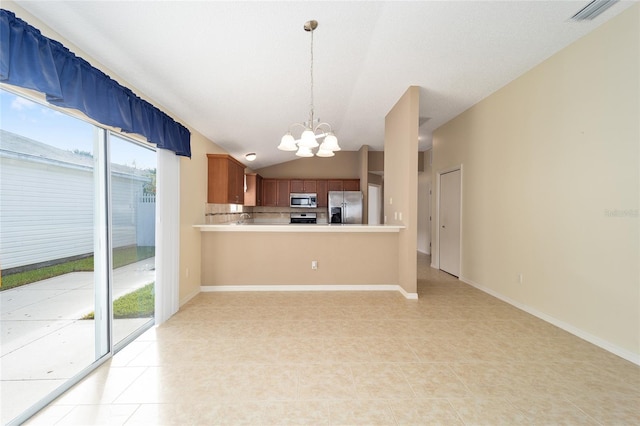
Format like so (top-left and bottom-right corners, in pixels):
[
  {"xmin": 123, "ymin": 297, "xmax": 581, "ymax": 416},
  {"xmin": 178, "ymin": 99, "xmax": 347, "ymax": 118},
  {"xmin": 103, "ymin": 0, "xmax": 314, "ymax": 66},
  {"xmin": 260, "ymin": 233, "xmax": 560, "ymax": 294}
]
[{"xmin": 27, "ymin": 253, "xmax": 640, "ymax": 425}]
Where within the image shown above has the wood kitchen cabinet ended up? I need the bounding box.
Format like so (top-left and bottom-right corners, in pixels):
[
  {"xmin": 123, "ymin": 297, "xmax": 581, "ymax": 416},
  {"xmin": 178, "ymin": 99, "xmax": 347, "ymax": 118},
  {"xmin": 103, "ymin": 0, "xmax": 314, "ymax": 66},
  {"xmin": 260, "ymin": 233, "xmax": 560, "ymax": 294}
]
[
  {"xmin": 262, "ymin": 179, "xmax": 278, "ymax": 206},
  {"xmin": 316, "ymin": 179, "xmax": 328, "ymax": 207},
  {"xmin": 244, "ymin": 173, "xmax": 262, "ymax": 206},
  {"xmin": 290, "ymin": 179, "xmax": 317, "ymax": 193},
  {"xmin": 327, "ymin": 179, "xmax": 360, "ymax": 193},
  {"xmin": 276, "ymin": 179, "xmax": 290, "ymax": 206},
  {"xmin": 327, "ymin": 180, "xmax": 344, "ymax": 191},
  {"xmin": 262, "ymin": 178, "xmax": 359, "ymax": 207},
  {"xmin": 207, "ymin": 154, "xmax": 245, "ymax": 204},
  {"xmin": 343, "ymin": 179, "xmax": 360, "ymax": 191},
  {"xmin": 262, "ymin": 179, "xmax": 290, "ymax": 207}
]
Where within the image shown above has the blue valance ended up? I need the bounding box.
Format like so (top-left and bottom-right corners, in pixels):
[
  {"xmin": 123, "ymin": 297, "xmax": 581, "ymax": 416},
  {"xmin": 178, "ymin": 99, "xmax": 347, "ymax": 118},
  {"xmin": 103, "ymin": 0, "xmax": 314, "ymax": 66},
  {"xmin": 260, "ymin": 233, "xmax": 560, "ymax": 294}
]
[{"xmin": 0, "ymin": 9, "xmax": 191, "ymax": 157}]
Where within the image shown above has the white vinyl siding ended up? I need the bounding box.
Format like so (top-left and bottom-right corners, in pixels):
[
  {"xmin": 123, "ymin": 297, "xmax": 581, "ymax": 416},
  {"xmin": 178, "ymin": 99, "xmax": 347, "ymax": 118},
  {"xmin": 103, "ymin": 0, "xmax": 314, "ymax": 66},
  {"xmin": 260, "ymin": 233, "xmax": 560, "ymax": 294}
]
[
  {"xmin": 0, "ymin": 145, "xmax": 153, "ymax": 270},
  {"xmin": 0, "ymin": 154, "xmax": 93, "ymax": 269}
]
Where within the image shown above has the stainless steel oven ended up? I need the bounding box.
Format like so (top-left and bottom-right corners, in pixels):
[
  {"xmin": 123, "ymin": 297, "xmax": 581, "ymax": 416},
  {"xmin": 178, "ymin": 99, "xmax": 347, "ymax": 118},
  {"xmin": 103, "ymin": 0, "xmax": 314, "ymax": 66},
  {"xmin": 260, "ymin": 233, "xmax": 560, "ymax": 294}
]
[
  {"xmin": 290, "ymin": 193, "xmax": 317, "ymax": 208},
  {"xmin": 290, "ymin": 212, "xmax": 317, "ymax": 224}
]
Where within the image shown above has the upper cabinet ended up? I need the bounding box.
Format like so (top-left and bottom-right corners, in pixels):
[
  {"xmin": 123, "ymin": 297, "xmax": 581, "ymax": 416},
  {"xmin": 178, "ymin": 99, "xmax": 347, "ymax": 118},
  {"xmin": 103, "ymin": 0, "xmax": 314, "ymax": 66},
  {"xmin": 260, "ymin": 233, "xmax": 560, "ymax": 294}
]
[
  {"xmin": 343, "ymin": 179, "xmax": 360, "ymax": 191},
  {"xmin": 290, "ymin": 179, "xmax": 317, "ymax": 193},
  {"xmin": 327, "ymin": 179, "xmax": 360, "ymax": 192},
  {"xmin": 276, "ymin": 180, "xmax": 291, "ymax": 207},
  {"xmin": 327, "ymin": 180, "xmax": 343, "ymax": 191},
  {"xmin": 262, "ymin": 179, "xmax": 278, "ymax": 206},
  {"xmin": 244, "ymin": 173, "xmax": 262, "ymax": 207},
  {"xmin": 316, "ymin": 180, "xmax": 328, "ymax": 207},
  {"xmin": 262, "ymin": 179, "xmax": 290, "ymax": 207},
  {"xmin": 207, "ymin": 154, "xmax": 245, "ymax": 204}
]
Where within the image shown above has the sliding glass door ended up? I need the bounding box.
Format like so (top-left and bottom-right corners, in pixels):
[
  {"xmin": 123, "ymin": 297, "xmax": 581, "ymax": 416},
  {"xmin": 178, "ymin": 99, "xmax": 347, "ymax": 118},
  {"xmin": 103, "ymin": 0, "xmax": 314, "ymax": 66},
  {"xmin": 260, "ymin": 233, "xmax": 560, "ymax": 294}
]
[
  {"xmin": 109, "ymin": 134, "xmax": 156, "ymax": 348},
  {"xmin": 0, "ymin": 89, "xmax": 156, "ymax": 424}
]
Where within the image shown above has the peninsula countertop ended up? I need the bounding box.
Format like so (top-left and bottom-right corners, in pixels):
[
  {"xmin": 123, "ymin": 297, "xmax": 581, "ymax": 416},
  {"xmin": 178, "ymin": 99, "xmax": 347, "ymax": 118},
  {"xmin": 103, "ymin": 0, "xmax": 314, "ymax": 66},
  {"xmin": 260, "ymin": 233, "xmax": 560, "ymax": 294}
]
[{"xmin": 193, "ymin": 223, "xmax": 405, "ymax": 233}]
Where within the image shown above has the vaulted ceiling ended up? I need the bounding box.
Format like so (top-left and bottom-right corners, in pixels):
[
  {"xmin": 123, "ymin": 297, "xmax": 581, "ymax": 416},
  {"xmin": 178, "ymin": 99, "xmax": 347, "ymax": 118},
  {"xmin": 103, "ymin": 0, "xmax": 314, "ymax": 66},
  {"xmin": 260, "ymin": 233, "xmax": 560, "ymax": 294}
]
[{"xmin": 13, "ymin": 0, "xmax": 636, "ymax": 168}]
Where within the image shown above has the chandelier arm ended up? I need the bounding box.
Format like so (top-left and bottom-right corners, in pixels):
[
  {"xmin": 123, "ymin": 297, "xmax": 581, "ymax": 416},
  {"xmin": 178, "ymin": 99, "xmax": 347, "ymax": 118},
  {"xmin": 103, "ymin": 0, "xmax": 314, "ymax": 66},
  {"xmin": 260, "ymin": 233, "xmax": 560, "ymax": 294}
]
[
  {"xmin": 287, "ymin": 122, "xmax": 308, "ymax": 133},
  {"xmin": 314, "ymin": 122, "xmax": 333, "ymax": 133}
]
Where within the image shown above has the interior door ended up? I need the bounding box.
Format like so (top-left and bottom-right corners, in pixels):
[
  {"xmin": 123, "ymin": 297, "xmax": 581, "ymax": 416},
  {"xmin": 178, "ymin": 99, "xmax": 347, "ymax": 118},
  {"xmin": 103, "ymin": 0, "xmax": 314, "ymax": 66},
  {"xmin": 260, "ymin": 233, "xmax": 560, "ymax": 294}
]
[
  {"xmin": 439, "ymin": 169, "xmax": 461, "ymax": 277},
  {"xmin": 368, "ymin": 184, "xmax": 381, "ymax": 225}
]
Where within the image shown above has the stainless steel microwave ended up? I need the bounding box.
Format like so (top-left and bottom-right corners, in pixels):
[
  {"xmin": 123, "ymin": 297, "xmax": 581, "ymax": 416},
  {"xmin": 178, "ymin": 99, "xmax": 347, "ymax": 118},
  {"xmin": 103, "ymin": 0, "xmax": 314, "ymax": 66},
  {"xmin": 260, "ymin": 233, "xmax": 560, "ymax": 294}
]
[{"xmin": 290, "ymin": 193, "xmax": 317, "ymax": 208}]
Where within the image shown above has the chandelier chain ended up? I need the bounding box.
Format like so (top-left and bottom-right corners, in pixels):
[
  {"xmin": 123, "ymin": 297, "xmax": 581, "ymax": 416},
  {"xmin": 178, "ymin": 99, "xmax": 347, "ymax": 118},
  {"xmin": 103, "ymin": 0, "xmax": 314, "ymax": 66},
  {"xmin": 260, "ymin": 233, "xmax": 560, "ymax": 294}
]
[{"xmin": 309, "ymin": 27, "xmax": 314, "ymax": 127}]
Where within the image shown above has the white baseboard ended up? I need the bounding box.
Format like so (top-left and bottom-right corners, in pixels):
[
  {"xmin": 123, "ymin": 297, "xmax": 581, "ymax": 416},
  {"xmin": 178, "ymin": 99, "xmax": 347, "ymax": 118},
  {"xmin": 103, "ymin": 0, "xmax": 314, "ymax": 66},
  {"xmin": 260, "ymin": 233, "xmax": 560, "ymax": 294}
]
[
  {"xmin": 200, "ymin": 284, "xmax": 419, "ymax": 300},
  {"xmin": 179, "ymin": 288, "xmax": 200, "ymax": 307},
  {"xmin": 459, "ymin": 276, "xmax": 640, "ymax": 366},
  {"xmin": 398, "ymin": 286, "xmax": 419, "ymax": 300}
]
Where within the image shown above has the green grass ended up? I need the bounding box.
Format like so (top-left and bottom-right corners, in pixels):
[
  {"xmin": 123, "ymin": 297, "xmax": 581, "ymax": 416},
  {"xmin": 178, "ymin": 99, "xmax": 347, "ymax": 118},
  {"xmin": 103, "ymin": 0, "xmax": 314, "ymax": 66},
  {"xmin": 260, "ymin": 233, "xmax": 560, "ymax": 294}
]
[
  {"xmin": 1, "ymin": 246, "xmax": 155, "ymax": 291},
  {"xmin": 1, "ymin": 257, "xmax": 94, "ymax": 290},
  {"xmin": 83, "ymin": 282, "xmax": 155, "ymax": 320}
]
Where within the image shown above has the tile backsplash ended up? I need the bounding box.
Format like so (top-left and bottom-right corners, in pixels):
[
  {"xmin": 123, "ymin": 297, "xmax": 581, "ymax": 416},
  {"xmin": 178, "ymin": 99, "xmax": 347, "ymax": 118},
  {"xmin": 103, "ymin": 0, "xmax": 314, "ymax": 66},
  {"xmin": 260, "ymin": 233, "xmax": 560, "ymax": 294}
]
[{"xmin": 205, "ymin": 204, "xmax": 328, "ymax": 224}]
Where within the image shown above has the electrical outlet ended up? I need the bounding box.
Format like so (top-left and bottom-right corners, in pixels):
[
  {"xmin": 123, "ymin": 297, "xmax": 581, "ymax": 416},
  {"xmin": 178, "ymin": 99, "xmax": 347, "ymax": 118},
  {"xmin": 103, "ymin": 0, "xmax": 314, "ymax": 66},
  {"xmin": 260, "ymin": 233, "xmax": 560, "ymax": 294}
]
[
  {"xmin": 186, "ymin": 267, "xmax": 190, "ymax": 278},
  {"xmin": 311, "ymin": 260, "xmax": 318, "ymax": 270},
  {"xmin": 518, "ymin": 273, "xmax": 523, "ymax": 284},
  {"xmin": 399, "ymin": 212, "xmax": 403, "ymax": 221}
]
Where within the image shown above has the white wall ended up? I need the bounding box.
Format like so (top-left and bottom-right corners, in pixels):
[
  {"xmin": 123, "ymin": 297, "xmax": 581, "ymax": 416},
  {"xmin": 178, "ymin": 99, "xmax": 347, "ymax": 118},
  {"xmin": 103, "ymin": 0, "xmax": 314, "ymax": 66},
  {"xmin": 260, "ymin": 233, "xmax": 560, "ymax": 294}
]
[{"xmin": 432, "ymin": 5, "xmax": 639, "ymax": 362}]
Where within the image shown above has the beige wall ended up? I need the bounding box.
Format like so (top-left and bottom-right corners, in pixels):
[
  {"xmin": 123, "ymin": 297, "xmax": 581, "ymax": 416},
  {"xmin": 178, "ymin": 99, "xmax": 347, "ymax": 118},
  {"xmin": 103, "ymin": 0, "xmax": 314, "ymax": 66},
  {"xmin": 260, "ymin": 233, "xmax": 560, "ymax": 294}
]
[
  {"xmin": 368, "ymin": 173, "xmax": 383, "ymax": 186},
  {"xmin": 178, "ymin": 132, "xmax": 227, "ymax": 304},
  {"xmin": 417, "ymin": 149, "xmax": 432, "ymax": 254},
  {"xmin": 368, "ymin": 151, "xmax": 384, "ymax": 173},
  {"xmin": 384, "ymin": 86, "xmax": 420, "ymax": 295},
  {"xmin": 432, "ymin": 5, "xmax": 639, "ymax": 359},
  {"xmin": 256, "ymin": 151, "xmax": 360, "ymax": 178},
  {"xmin": 201, "ymin": 232, "xmax": 398, "ymax": 286}
]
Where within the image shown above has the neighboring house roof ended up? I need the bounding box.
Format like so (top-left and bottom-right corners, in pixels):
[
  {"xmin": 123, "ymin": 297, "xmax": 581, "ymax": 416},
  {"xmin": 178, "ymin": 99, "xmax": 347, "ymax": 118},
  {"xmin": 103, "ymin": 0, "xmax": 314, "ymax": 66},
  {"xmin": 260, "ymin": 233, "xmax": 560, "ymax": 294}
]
[{"xmin": 0, "ymin": 129, "xmax": 152, "ymax": 178}]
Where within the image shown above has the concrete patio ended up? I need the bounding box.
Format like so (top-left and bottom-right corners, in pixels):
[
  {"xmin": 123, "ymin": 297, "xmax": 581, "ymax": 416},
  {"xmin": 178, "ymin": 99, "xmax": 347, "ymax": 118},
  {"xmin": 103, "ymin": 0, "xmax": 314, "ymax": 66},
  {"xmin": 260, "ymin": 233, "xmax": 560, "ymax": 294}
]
[{"xmin": 0, "ymin": 258, "xmax": 155, "ymax": 424}]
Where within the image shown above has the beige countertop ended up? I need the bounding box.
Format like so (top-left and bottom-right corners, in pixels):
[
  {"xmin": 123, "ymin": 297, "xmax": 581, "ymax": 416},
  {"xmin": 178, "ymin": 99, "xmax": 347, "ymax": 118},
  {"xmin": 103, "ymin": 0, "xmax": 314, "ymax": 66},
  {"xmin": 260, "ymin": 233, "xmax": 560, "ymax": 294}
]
[{"xmin": 193, "ymin": 223, "xmax": 404, "ymax": 233}]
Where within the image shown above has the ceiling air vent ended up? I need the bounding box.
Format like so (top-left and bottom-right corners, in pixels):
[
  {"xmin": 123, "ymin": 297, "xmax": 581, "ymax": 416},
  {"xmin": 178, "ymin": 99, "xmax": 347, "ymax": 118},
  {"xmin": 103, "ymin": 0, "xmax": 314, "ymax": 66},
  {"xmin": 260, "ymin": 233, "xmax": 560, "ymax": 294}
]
[{"xmin": 570, "ymin": 0, "xmax": 619, "ymax": 21}]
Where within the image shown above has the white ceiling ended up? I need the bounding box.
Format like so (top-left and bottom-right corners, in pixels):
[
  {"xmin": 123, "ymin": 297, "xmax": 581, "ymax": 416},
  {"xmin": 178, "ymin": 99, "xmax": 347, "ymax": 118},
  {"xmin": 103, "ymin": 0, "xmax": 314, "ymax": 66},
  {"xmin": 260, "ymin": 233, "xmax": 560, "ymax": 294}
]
[{"xmin": 14, "ymin": 0, "xmax": 637, "ymax": 169}]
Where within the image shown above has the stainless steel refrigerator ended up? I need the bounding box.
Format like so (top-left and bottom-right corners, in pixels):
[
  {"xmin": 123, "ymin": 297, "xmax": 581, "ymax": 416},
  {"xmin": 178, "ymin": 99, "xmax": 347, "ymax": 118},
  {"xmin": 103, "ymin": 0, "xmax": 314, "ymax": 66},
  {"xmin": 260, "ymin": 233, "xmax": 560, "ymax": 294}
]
[{"xmin": 328, "ymin": 191, "xmax": 363, "ymax": 224}]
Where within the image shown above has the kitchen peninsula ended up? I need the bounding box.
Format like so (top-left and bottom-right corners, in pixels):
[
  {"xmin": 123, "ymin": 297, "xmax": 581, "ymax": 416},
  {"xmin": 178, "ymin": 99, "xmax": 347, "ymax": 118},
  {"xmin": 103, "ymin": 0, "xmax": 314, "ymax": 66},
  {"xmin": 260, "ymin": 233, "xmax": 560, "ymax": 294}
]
[
  {"xmin": 199, "ymin": 152, "xmax": 414, "ymax": 297},
  {"xmin": 194, "ymin": 223, "xmax": 411, "ymax": 297}
]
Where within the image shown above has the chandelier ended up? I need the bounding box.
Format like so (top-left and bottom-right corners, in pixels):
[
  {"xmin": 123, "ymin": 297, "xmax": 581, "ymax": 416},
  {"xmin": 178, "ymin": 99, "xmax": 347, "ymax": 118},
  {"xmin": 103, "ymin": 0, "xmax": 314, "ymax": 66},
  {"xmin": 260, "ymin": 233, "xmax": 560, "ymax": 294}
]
[{"xmin": 278, "ymin": 20, "xmax": 341, "ymax": 157}]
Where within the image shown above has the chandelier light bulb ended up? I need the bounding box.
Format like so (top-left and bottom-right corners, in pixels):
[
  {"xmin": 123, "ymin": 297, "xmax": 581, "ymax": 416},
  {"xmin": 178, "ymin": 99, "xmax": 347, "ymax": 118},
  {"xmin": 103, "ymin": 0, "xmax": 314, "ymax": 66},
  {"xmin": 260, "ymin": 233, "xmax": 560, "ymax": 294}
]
[
  {"xmin": 295, "ymin": 146, "xmax": 314, "ymax": 157},
  {"xmin": 316, "ymin": 147, "xmax": 335, "ymax": 157},
  {"xmin": 298, "ymin": 129, "xmax": 319, "ymax": 148},
  {"xmin": 322, "ymin": 133, "xmax": 340, "ymax": 151},
  {"xmin": 277, "ymin": 132, "xmax": 297, "ymax": 151}
]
